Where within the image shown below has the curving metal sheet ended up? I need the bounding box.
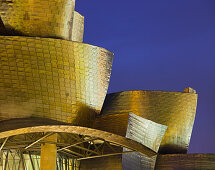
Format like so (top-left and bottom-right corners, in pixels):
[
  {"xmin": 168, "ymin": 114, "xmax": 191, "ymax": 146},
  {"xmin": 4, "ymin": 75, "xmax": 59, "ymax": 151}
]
[
  {"xmin": 0, "ymin": 36, "xmax": 113, "ymax": 126},
  {"xmin": 0, "ymin": 0, "xmax": 76, "ymax": 40},
  {"xmin": 155, "ymin": 154, "xmax": 215, "ymax": 170},
  {"xmin": 80, "ymin": 156, "xmax": 123, "ymax": 170},
  {"xmin": 70, "ymin": 11, "xmax": 84, "ymax": 42},
  {"xmin": 79, "ymin": 151, "xmax": 157, "ymax": 170},
  {"xmin": 94, "ymin": 112, "xmax": 167, "ymax": 153},
  {"xmin": 126, "ymin": 112, "xmax": 167, "ymax": 152},
  {"xmin": 101, "ymin": 90, "xmax": 198, "ymax": 154},
  {"xmin": 122, "ymin": 148, "xmax": 157, "ymax": 170}
]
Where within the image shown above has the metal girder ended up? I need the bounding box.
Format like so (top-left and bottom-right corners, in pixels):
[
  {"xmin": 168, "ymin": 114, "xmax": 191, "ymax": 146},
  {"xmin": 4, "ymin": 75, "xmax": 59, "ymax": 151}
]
[
  {"xmin": 77, "ymin": 151, "xmax": 135, "ymax": 161},
  {"xmin": 0, "ymin": 125, "xmax": 156, "ymax": 157},
  {"xmin": 0, "ymin": 137, "xmax": 9, "ymax": 152},
  {"xmin": 63, "ymin": 148, "xmax": 84, "ymax": 157},
  {"xmin": 29, "ymin": 152, "xmax": 35, "ymax": 170},
  {"xmin": 25, "ymin": 132, "xmax": 54, "ymax": 149},
  {"xmin": 57, "ymin": 138, "xmax": 95, "ymax": 152},
  {"xmin": 19, "ymin": 150, "xmax": 25, "ymax": 170}
]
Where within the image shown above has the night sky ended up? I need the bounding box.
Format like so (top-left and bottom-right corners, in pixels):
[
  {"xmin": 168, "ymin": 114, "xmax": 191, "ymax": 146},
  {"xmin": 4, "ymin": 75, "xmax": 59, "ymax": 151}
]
[{"xmin": 76, "ymin": 1, "xmax": 215, "ymax": 154}]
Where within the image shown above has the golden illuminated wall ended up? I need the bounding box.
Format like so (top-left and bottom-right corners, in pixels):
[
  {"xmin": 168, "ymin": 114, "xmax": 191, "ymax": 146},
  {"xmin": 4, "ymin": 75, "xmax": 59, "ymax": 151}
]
[
  {"xmin": 80, "ymin": 154, "xmax": 157, "ymax": 170},
  {"xmin": 100, "ymin": 90, "xmax": 198, "ymax": 154},
  {"xmin": 155, "ymin": 154, "xmax": 215, "ymax": 170},
  {"xmin": 92, "ymin": 113, "xmax": 166, "ymax": 170},
  {"xmin": 94, "ymin": 112, "xmax": 167, "ymax": 152},
  {"xmin": 0, "ymin": 0, "xmax": 209, "ymax": 169},
  {"xmin": 80, "ymin": 155, "xmax": 123, "ymax": 170},
  {"xmin": 0, "ymin": 0, "xmax": 83, "ymax": 41},
  {"xmin": 0, "ymin": 36, "xmax": 113, "ymax": 126},
  {"xmin": 70, "ymin": 11, "xmax": 84, "ymax": 42}
]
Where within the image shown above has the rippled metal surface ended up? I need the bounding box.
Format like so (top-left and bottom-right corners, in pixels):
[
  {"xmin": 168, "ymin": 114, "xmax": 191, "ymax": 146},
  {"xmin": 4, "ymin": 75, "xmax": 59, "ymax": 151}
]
[
  {"xmin": 126, "ymin": 113, "xmax": 167, "ymax": 152},
  {"xmin": 101, "ymin": 90, "xmax": 198, "ymax": 154},
  {"xmin": 70, "ymin": 11, "xmax": 84, "ymax": 42},
  {"xmin": 79, "ymin": 151, "xmax": 157, "ymax": 170},
  {"xmin": 94, "ymin": 112, "xmax": 167, "ymax": 152},
  {"xmin": 155, "ymin": 154, "xmax": 215, "ymax": 170},
  {"xmin": 0, "ymin": 0, "xmax": 83, "ymax": 40},
  {"xmin": 0, "ymin": 36, "xmax": 113, "ymax": 126},
  {"xmin": 80, "ymin": 156, "xmax": 123, "ymax": 170},
  {"xmin": 123, "ymin": 148, "xmax": 157, "ymax": 170}
]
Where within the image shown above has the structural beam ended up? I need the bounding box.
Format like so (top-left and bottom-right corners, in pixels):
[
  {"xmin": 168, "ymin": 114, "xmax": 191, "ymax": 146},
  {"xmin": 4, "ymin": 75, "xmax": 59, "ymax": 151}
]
[
  {"xmin": 0, "ymin": 137, "xmax": 9, "ymax": 152},
  {"xmin": 25, "ymin": 133, "xmax": 54, "ymax": 149},
  {"xmin": 40, "ymin": 134, "xmax": 58, "ymax": 170},
  {"xmin": 57, "ymin": 138, "xmax": 95, "ymax": 152},
  {"xmin": 77, "ymin": 151, "xmax": 135, "ymax": 161}
]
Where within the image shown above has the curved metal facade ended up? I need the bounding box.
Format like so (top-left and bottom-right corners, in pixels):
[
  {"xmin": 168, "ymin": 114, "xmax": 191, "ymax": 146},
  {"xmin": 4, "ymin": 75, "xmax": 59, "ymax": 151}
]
[
  {"xmin": 70, "ymin": 11, "xmax": 84, "ymax": 42},
  {"xmin": 0, "ymin": 0, "xmax": 213, "ymax": 169},
  {"xmin": 0, "ymin": 0, "xmax": 77, "ymax": 40},
  {"xmin": 94, "ymin": 112, "xmax": 167, "ymax": 152},
  {"xmin": 155, "ymin": 154, "xmax": 215, "ymax": 170},
  {"xmin": 0, "ymin": 36, "xmax": 113, "ymax": 126},
  {"xmin": 101, "ymin": 90, "xmax": 198, "ymax": 154},
  {"xmin": 79, "ymin": 153, "xmax": 157, "ymax": 170}
]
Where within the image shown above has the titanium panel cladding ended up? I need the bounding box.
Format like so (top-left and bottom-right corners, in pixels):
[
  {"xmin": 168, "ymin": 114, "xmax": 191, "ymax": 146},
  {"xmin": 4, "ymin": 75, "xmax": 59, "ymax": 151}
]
[
  {"xmin": 80, "ymin": 154, "xmax": 157, "ymax": 170},
  {"xmin": 80, "ymin": 156, "xmax": 123, "ymax": 170},
  {"xmin": 0, "ymin": 36, "xmax": 113, "ymax": 126},
  {"xmin": 70, "ymin": 11, "xmax": 84, "ymax": 42},
  {"xmin": 0, "ymin": 0, "xmax": 75, "ymax": 40},
  {"xmin": 101, "ymin": 90, "xmax": 198, "ymax": 154},
  {"xmin": 122, "ymin": 149, "xmax": 157, "ymax": 170},
  {"xmin": 94, "ymin": 112, "xmax": 167, "ymax": 152},
  {"xmin": 126, "ymin": 113, "xmax": 167, "ymax": 152},
  {"xmin": 155, "ymin": 154, "xmax": 215, "ymax": 170}
]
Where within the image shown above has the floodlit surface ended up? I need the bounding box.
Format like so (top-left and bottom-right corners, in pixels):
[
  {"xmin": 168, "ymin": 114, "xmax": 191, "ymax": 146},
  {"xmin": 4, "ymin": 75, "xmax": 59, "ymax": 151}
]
[
  {"xmin": 101, "ymin": 90, "xmax": 198, "ymax": 154},
  {"xmin": 155, "ymin": 154, "xmax": 215, "ymax": 170},
  {"xmin": 0, "ymin": 0, "xmax": 77, "ymax": 40},
  {"xmin": 0, "ymin": 36, "xmax": 113, "ymax": 126},
  {"xmin": 94, "ymin": 112, "xmax": 167, "ymax": 152}
]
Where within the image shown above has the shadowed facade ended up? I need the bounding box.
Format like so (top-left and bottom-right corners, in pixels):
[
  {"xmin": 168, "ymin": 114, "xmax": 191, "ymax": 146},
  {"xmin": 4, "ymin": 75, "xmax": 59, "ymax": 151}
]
[
  {"xmin": 155, "ymin": 154, "xmax": 215, "ymax": 170},
  {"xmin": 0, "ymin": 0, "xmax": 214, "ymax": 170},
  {"xmin": 100, "ymin": 90, "xmax": 198, "ymax": 154}
]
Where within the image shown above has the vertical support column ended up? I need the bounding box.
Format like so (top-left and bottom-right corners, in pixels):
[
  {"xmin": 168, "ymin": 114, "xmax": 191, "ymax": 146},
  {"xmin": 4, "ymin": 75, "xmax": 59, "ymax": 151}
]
[
  {"xmin": 40, "ymin": 134, "xmax": 58, "ymax": 170},
  {"xmin": 0, "ymin": 151, "xmax": 3, "ymax": 169}
]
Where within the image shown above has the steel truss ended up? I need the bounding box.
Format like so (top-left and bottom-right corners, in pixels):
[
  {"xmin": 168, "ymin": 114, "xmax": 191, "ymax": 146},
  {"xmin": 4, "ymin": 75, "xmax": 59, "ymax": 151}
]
[{"xmin": 0, "ymin": 132, "xmax": 137, "ymax": 170}]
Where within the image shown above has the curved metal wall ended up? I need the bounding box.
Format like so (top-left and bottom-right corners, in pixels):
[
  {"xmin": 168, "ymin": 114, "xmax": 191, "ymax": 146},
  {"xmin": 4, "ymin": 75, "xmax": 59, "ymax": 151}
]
[
  {"xmin": 70, "ymin": 11, "xmax": 84, "ymax": 42},
  {"xmin": 80, "ymin": 156, "xmax": 123, "ymax": 170},
  {"xmin": 155, "ymin": 154, "xmax": 215, "ymax": 170},
  {"xmin": 126, "ymin": 113, "xmax": 167, "ymax": 152},
  {"xmin": 122, "ymin": 150, "xmax": 157, "ymax": 170},
  {"xmin": 0, "ymin": 36, "xmax": 113, "ymax": 126},
  {"xmin": 94, "ymin": 112, "xmax": 167, "ymax": 152},
  {"xmin": 0, "ymin": 0, "xmax": 76, "ymax": 40},
  {"xmin": 101, "ymin": 90, "xmax": 198, "ymax": 154}
]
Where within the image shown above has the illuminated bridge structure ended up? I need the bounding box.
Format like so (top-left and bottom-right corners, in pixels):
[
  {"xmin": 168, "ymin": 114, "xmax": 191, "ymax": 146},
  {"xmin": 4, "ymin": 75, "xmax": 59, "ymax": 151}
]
[{"xmin": 0, "ymin": 0, "xmax": 214, "ymax": 169}]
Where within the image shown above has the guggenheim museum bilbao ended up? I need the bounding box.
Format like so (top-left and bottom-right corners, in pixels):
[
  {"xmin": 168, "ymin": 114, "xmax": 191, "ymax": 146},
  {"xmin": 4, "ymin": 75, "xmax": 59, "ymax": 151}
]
[{"xmin": 0, "ymin": 0, "xmax": 214, "ymax": 169}]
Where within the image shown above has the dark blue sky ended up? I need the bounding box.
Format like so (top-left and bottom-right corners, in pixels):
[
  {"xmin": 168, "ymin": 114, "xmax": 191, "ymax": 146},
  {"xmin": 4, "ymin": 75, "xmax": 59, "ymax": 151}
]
[{"xmin": 76, "ymin": 0, "xmax": 215, "ymax": 153}]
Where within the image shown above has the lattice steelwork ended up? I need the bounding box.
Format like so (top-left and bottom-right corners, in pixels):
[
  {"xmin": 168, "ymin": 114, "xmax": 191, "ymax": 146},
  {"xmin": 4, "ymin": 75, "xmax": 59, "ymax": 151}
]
[
  {"xmin": 0, "ymin": 125, "xmax": 156, "ymax": 170},
  {"xmin": 101, "ymin": 90, "xmax": 198, "ymax": 154},
  {"xmin": 0, "ymin": 151, "xmax": 80, "ymax": 170}
]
